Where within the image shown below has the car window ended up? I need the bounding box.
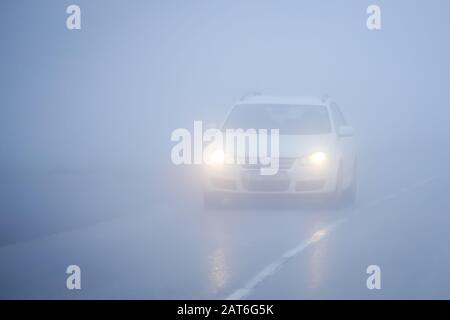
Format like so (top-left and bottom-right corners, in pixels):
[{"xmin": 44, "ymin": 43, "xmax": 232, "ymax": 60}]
[
  {"xmin": 330, "ymin": 103, "xmax": 347, "ymax": 128},
  {"xmin": 224, "ymin": 104, "xmax": 331, "ymax": 135}
]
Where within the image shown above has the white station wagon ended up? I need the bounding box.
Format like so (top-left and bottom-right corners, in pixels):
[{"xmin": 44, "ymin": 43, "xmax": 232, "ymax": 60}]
[{"xmin": 202, "ymin": 94, "xmax": 357, "ymax": 207}]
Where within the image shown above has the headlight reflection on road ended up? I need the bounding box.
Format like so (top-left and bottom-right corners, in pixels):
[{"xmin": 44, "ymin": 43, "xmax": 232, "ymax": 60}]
[
  {"xmin": 204, "ymin": 216, "xmax": 231, "ymax": 294},
  {"xmin": 209, "ymin": 247, "xmax": 230, "ymax": 293},
  {"xmin": 306, "ymin": 228, "xmax": 329, "ymax": 293}
]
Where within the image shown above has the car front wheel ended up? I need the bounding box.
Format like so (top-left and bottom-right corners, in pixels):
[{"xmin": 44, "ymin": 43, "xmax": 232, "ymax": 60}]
[{"xmin": 343, "ymin": 165, "xmax": 357, "ymax": 205}]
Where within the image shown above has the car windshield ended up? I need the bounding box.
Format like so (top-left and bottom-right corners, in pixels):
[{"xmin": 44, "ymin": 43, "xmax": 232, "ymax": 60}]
[{"xmin": 223, "ymin": 104, "xmax": 331, "ymax": 135}]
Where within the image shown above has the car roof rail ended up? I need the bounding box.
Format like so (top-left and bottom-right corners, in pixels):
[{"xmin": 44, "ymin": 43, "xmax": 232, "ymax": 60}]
[
  {"xmin": 240, "ymin": 91, "xmax": 262, "ymax": 101},
  {"xmin": 321, "ymin": 94, "xmax": 331, "ymax": 103}
]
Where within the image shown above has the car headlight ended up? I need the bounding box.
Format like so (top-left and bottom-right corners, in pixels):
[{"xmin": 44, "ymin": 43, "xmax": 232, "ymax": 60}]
[
  {"xmin": 300, "ymin": 152, "xmax": 327, "ymax": 166},
  {"xmin": 208, "ymin": 149, "xmax": 225, "ymax": 166},
  {"xmin": 204, "ymin": 147, "xmax": 230, "ymax": 166}
]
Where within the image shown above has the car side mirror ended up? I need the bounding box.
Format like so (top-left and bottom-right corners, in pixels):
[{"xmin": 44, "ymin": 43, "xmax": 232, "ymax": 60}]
[{"xmin": 337, "ymin": 126, "xmax": 355, "ymax": 137}]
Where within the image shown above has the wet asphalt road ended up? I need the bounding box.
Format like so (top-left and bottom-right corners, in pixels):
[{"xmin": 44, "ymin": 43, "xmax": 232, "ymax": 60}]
[{"xmin": 1, "ymin": 149, "xmax": 450, "ymax": 299}]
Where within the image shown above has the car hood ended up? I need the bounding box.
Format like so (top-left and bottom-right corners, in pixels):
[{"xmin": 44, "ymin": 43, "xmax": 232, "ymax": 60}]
[{"xmin": 276, "ymin": 134, "xmax": 336, "ymax": 158}]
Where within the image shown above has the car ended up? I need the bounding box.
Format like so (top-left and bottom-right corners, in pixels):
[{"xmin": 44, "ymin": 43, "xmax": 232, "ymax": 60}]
[{"xmin": 202, "ymin": 93, "xmax": 357, "ymax": 208}]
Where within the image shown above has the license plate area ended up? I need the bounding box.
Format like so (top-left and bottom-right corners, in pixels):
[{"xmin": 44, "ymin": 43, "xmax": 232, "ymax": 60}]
[{"xmin": 241, "ymin": 171, "xmax": 290, "ymax": 192}]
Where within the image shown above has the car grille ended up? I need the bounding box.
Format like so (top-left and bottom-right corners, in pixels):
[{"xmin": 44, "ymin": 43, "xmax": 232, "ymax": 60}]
[
  {"xmin": 295, "ymin": 180, "xmax": 325, "ymax": 191},
  {"xmin": 211, "ymin": 178, "xmax": 237, "ymax": 190},
  {"xmin": 242, "ymin": 179, "xmax": 290, "ymax": 192},
  {"xmin": 241, "ymin": 171, "xmax": 291, "ymax": 192},
  {"xmin": 240, "ymin": 157, "xmax": 296, "ymax": 170}
]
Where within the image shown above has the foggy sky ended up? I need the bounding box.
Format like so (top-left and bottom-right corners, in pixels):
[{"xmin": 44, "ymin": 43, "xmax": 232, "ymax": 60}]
[{"xmin": 1, "ymin": 0, "xmax": 449, "ymax": 172}]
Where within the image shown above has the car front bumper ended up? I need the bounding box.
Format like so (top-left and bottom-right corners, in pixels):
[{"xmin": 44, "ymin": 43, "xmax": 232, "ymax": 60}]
[{"xmin": 203, "ymin": 160, "xmax": 338, "ymax": 195}]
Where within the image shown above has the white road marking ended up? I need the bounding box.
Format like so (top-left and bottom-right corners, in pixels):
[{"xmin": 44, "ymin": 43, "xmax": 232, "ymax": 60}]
[
  {"xmin": 225, "ymin": 176, "xmax": 439, "ymax": 300},
  {"xmin": 226, "ymin": 218, "xmax": 346, "ymax": 300}
]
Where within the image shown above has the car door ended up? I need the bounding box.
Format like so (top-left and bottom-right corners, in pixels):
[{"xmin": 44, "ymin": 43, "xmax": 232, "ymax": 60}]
[{"xmin": 330, "ymin": 102, "xmax": 356, "ymax": 188}]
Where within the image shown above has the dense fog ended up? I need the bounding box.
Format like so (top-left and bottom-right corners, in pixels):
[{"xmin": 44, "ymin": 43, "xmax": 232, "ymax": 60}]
[{"xmin": 1, "ymin": 0, "xmax": 450, "ymax": 299}]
